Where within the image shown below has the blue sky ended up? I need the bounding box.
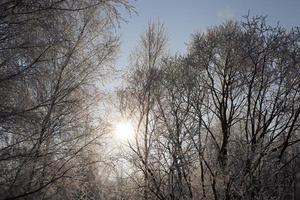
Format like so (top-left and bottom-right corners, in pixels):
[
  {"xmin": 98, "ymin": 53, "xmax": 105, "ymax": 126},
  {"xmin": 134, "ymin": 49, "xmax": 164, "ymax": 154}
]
[
  {"xmin": 102, "ymin": 0, "xmax": 299, "ymax": 91},
  {"xmin": 116, "ymin": 0, "xmax": 300, "ymax": 69}
]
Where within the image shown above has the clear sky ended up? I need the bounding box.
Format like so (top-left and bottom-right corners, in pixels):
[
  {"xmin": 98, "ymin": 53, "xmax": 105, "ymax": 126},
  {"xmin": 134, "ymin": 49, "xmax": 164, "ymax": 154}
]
[
  {"xmin": 116, "ymin": 0, "xmax": 300, "ymax": 68},
  {"xmin": 103, "ymin": 0, "xmax": 299, "ymax": 91}
]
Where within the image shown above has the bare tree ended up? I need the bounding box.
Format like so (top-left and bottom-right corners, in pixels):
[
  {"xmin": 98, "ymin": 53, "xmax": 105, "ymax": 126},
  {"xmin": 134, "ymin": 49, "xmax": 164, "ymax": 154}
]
[
  {"xmin": 120, "ymin": 16, "xmax": 300, "ymax": 200},
  {"xmin": 187, "ymin": 16, "xmax": 300, "ymax": 200},
  {"xmin": 119, "ymin": 21, "xmax": 168, "ymax": 200},
  {"xmin": 0, "ymin": 0, "xmax": 132, "ymax": 199}
]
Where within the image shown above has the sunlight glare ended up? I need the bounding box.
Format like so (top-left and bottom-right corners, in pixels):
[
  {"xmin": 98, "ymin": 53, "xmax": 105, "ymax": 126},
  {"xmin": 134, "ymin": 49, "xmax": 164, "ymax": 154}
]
[{"xmin": 115, "ymin": 121, "xmax": 134, "ymax": 141}]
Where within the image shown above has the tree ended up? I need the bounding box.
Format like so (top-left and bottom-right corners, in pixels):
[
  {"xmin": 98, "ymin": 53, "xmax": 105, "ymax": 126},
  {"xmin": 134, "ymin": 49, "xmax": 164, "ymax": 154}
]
[
  {"xmin": 121, "ymin": 16, "xmax": 300, "ymax": 200},
  {"xmin": 119, "ymin": 21, "xmax": 168, "ymax": 200},
  {"xmin": 187, "ymin": 16, "xmax": 300, "ymax": 200},
  {"xmin": 0, "ymin": 0, "xmax": 132, "ymax": 199}
]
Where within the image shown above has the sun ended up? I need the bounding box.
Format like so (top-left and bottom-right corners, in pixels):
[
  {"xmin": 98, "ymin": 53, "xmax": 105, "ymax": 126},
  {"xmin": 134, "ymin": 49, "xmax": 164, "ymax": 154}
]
[{"xmin": 114, "ymin": 121, "xmax": 135, "ymax": 141}]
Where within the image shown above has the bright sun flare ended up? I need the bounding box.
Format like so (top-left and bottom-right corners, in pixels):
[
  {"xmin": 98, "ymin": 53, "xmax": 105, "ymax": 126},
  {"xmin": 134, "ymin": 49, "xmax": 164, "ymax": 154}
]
[{"xmin": 115, "ymin": 121, "xmax": 134, "ymax": 141}]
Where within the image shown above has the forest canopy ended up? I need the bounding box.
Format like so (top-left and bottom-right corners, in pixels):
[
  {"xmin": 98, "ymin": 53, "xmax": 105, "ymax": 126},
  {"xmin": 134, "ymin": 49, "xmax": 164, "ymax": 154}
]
[{"xmin": 0, "ymin": 1, "xmax": 299, "ymax": 200}]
